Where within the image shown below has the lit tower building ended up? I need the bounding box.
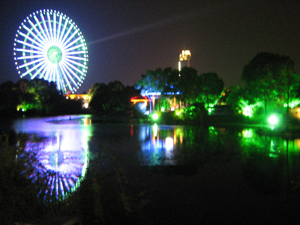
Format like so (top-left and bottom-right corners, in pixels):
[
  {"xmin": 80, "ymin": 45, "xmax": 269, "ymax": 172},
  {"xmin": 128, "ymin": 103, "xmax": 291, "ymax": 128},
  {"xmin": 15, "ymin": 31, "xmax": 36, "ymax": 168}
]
[{"xmin": 178, "ymin": 50, "xmax": 191, "ymax": 71}]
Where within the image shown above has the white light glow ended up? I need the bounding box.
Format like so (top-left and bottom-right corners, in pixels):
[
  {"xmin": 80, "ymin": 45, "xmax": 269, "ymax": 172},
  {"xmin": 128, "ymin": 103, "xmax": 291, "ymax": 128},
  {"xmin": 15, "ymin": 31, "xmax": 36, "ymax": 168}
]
[{"xmin": 14, "ymin": 9, "xmax": 88, "ymax": 94}]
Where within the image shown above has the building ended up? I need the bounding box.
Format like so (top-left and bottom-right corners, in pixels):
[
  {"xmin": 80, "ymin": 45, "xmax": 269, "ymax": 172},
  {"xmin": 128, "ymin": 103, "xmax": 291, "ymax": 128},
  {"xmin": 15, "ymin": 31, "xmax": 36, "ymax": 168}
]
[
  {"xmin": 178, "ymin": 50, "xmax": 191, "ymax": 72},
  {"xmin": 65, "ymin": 94, "xmax": 90, "ymax": 108}
]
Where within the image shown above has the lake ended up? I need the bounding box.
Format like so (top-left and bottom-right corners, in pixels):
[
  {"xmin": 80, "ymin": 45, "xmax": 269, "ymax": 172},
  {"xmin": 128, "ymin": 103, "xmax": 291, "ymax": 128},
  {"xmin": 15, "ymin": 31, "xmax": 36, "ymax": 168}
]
[{"xmin": 6, "ymin": 114, "xmax": 300, "ymax": 224}]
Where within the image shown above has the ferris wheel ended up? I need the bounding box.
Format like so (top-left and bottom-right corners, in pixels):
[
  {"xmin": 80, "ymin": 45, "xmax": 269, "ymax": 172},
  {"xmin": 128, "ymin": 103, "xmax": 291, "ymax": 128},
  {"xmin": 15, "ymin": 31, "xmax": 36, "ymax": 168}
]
[{"xmin": 13, "ymin": 9, "xmax": 88, "ymax": 94}]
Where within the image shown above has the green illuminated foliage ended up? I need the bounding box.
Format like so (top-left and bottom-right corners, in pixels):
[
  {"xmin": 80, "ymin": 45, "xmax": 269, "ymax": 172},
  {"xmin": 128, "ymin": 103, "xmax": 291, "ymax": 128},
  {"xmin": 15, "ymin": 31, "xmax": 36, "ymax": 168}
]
[
  {"xmin": 226, "ymin": 86, "xmax": 264, "ymax": 117},
  {"xmin": 14, "ymin": 78, "xmax": 63, "ymax": 114},
  {"xmin": 284, "ymin": 99, "xmax": 300, "ymax": 108},
  {"xmin": 242, "ymin": 52, "xmax": 300, "ymax": 114},
  {"xmin": 239, "ymin": 99, "xmax": 263, "ymax": 117},
  {"xmin": 183, "ymin": 102, "xmax": 207, "ymax": 122}
]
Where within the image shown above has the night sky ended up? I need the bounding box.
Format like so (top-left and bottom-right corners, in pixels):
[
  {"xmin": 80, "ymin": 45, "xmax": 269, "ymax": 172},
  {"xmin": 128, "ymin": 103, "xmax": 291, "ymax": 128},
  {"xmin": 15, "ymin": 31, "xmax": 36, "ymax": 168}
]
[{"xmin": 0, "ymin": 0, "xmax": 299, "ymax": 93}]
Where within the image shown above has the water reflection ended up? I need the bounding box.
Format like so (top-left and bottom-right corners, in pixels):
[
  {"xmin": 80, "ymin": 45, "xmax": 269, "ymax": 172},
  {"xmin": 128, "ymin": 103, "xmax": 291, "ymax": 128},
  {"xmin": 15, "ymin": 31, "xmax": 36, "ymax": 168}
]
[
  {"xmin": 137, "ymin": 124, "xmax": 183, "ymax": 166},
  {"xmin": 238, "ymin": 127, "xmax": 300, "ymax": 194},
  {"xmin": 13, "ymin": 115, "xmax": 93, "ymax": 201},
  {"xmin": 137, "ymin": 124, "xmax": 300, "ymax": 193},
  {"xmin": 10, "ymin": 117, "xmax": 300, "ymax": 199}
]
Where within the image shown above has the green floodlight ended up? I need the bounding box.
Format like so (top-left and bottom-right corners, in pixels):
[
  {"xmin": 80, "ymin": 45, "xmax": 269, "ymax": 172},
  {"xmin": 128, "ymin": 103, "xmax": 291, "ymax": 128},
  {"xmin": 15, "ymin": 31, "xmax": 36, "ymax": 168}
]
[
  {"xmin": 268, "ymin": 114, "xmax": 279, "ymax": 126},
  {"xmin": 152, "ymin": 113, "xmax": 159, "ymax": 120}
]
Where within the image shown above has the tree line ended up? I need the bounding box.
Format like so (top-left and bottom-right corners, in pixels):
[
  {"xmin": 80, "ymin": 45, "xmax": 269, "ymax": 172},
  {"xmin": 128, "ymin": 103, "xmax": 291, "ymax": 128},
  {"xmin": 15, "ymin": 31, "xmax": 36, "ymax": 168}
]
[
  {"xmin": 133, "ymin": 52, "xmax": 300, "ymax": 120},
  {"xmin": 227, "ymin": 52, "xmax": 299, "ymax": 118},
  {"xmin": 0, "ymin": 78, "xmax": 83, "ymax": 117},
  {"xmin": 0, "ymin": 52, "xmax": 298, "ymax": 120}
]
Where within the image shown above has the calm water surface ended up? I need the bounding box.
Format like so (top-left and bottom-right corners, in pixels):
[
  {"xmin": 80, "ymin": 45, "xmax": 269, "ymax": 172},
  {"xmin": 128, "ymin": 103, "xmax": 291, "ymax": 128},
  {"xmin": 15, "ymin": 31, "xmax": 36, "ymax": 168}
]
[{"xmin": 8, "ymin": 115, "xmax": 300, "ymax": 207}]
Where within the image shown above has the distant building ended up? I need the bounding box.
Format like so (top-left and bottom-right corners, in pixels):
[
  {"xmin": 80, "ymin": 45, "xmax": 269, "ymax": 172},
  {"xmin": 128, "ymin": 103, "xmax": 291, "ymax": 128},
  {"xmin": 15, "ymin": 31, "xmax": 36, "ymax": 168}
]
[
  {"xmin": 178, "ymin": 50, "xmax": 191, "ymax": 72},
  {"xmin": 65, "ymin": 94, "xmax": 90, "ymax": 108}
]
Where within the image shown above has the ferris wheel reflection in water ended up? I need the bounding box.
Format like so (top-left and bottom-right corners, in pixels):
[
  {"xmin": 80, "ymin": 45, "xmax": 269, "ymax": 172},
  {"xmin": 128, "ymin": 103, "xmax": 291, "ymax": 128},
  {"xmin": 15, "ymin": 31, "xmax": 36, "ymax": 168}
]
[{"xmin": 14, "ymin": 116, "xmax": 92, "ymax": 202}]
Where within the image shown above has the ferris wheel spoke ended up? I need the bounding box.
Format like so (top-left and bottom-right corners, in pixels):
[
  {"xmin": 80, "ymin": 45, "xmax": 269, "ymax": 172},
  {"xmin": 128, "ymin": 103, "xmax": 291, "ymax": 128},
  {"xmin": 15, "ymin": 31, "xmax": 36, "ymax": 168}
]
[
  {"xmin": 39, "ymin": 63, "xmax": 50, "ymax": 79},
  {"xmin": 15, "ymin": 48, "xmax": 43, "ymax": 55},
  {"xmin": 19, "ymin": 57, "xmax": 44, "ymax": 69},
  {"xmin": 65, "ymin": 58, "xmax": 86, "ymax": 69},
  {"xmin": 61, "ymin": 29, "xmax": 78, "ymax": 48},
  {"xmin": 23, "ymin": 24, "xmax": 48, "ymax": 47},
  {"xmin": 31, "ymin": 61, "xmax": 48, "ymax": 79},
  {"xmin": 59, "ymin": 179, "xmax": 65, "ymax": 198},
  {"xmin": 34, "ymin": 15, "xmax": 51, "ymax": 44},
  {"xmin": 16, "ymin": 40, "xmax": 44, "ymax": 52},
  {"xmin": 62, "ymin": 176, "xmax": 70, "ymax": 192},
  {"xmin": 17, "ymin": 54, "xmax": 44, "ymax": 60},
  {"xmin": 64, "ymin": 55, "xmax": 87, "ymax": 61},
  {"xmin": 64, "ymin": 51, "xmax": 87, "ymax": 55},
  {"xmin": 61, "ymin": 64, "xmax": 80, "ymax": 89},
  {"xmin": 53, "ymin": 13, "xmax": 57, "ymax": 41},
  {"xmin": 64, "ymin": 60, "xmax": 84, "ymax": 77},
  {"xmin": 58, "ymin": 17, "xmax": 68, "ymax": 44},
  {"xmin": 41, "ymin": 13, "xmax": 51, "ymax": 44},
  {"xmin": 21, "ymin": 59, "xmax": 45, "ymax": 77},
  {"xmin": 62, "ymin": 64, "xmax": 80, "ymax": 85},
  {"xmin": 64, "ymin": 43, "xmax": 84, "ymax": 52},
  {"xmin": 56, "ymin": 15, "xmax": 63, "ymax": 42},
  {"xmin": 63, "ymin": 36, "xmax": 82, "ymax": 51},
  {"xmin": 46, "ymin": 12, "xmax": 54, "ymax": 42},
  {"xmin": 60, "ymin": 23, "xmax": 74, "ymax": 46},
  {"xmin": 18, "ymin": 31, "xmax": 46, "ymax": 50},
  {"xmin": 28, "ymin": 19, "xmax": 49, "ymax": 46},
  {"xmin": 43, "ymin": 63, "xmax": 53, "ymax": 81},
  {"xmin": 28, "ymin": 16, "xmax": 47, "ymax": 46},
  {"xmin": 59, "ymin": 64, "xmax": 76, "ymax": 91}
]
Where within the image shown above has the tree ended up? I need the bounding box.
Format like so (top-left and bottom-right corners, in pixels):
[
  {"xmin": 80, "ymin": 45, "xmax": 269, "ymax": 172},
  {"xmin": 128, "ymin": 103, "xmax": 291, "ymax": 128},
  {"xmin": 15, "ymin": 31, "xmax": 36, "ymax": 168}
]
[
  {"xmin": 135, "ymin": 67, "xmax": 225, "ymax": 113},
  {"xmin": 175, "ymin": 67, "xmax": 200, "ymax": 104},
  {"xmin": 134, "ymin": 68, "xmax": 170, "ymax": 95},
  {"xmin": 89, "ymin": 81, "xmax": 138, "ymax": 113},
  {"xmin": 226, "ymin": 86, "xmax": 264, "ymax": 117},
  {"xmin": 0, "ymin": 81, "xmax": 19, "ymax": 113},
  {"xmin": 15, "ymin": 78, "xmax": 63, "ymax": 114},
  {"xmin": 241, "ymin": 52, "xmax": 299, "ymax": 114},
  {"xmin": 107, "ymin": 81, "xmax": 125, "ymax": 111},
  {"xmin": 198, "ymin": 72, "xmax": 224, "ymax": 109},
  {"xmin": 89, "ymin": 83, "xmax": 110, "ymax": 112}
]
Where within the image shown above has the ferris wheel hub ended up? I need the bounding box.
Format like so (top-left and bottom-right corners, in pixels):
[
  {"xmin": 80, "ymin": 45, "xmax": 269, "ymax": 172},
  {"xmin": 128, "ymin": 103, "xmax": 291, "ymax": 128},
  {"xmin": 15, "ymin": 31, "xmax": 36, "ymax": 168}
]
[{"xmin": 47, "ymin": 46, "xmax": 62, "ymax": 64}]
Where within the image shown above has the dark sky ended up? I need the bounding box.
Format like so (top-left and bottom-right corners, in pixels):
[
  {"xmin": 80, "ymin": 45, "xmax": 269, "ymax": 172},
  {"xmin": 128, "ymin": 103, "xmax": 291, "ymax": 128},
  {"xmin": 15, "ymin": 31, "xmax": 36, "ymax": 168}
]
[{"xmin": 0, "ymin": 0, "xmax": 299, "ymax": 93}]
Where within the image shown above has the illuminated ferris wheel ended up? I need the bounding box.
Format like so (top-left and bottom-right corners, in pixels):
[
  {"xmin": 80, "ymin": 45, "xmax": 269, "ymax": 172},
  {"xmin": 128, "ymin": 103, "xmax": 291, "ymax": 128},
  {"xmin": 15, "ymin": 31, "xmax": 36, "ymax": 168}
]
[{"xmin": 13, "ymin": 9, "xmax": 88, "ymax": 94}]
